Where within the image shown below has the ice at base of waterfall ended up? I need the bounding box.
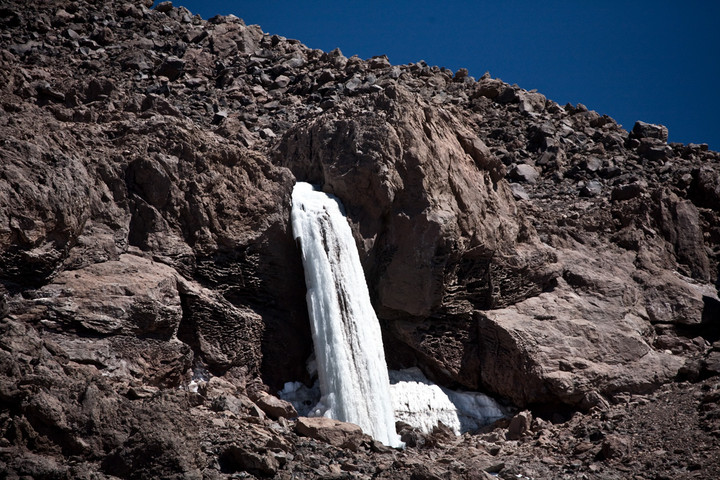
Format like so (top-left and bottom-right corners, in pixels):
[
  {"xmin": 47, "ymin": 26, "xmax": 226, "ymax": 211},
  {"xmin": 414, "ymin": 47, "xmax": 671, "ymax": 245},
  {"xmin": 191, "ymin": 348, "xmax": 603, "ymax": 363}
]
[
  {"xmin": 389, "ymin": 368, "xmax": 505, "ymax": 435},
  {"xmin": 279, "ymin": 368, "xmax": 505, "ymax": 436},
  {"xmin": 278, "ymin": 381, "xmax": 321, "ymax": 417}
]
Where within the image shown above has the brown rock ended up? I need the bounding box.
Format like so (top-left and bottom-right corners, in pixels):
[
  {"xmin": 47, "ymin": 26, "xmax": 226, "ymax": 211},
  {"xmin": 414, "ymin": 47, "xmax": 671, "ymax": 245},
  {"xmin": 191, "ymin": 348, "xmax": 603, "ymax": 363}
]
[
  {"xmin": 509, "ymin": 163, "xmax": 540, "ymax": 183},
  {"xmin": 507, "ymin": 411, "xmax": 532, "ymax": 440},
  {"xmin": 280, "ymin": 85, "xmax": 555, "ymax": 319},
  {"xmin": 703, "ymin": 351, "xmax": 720, "ymax": 377},
  {"xmin": 250, "ymin": 391, "xmax": 298, "ymax": 419},
  {"xmin": 639, "ymin": 268, "xmax": 717, "ymax": 326},
  {"xmin": 630, "ymin": 120, "xmax": 669, "ymax": 142},
  {"xmin": 599, "ymin": 434, "xmax": 632, "ymax": 460},
  {"xmin": 369, "ymin": 55, "xmax": 391, "ymax": 70},
  {"xmin": 272, "ymin": 74, "xmax": 291, "ymax": 89},
  {"xmin": 611, "ymin": 182, "xmax": 644, "ymax": 201},
  {"xmin": 154, "ymin": 1, "xmax": 173, "ymax": 13},
  {"xmin": 638, "ymin": 138, "xmax": 672, "ymax": 161},
  {"xmin": 518, "ymin": 91, "xmax": 546, "ymax": 114},
  {"xmin": 49, "ymin": 331, "xmax": 192, "ymax": 387},
  {"xmin": 476, "ymin": 248, "xmax": 684, "ymax": 408},
  {"xmin": 0, "ymin": 136, "xmax": 92, "ymax": 286},
  {"xmin": 176, "ymin": 278, "xmax": 264, "ymax": 374},
  {"xmin": 473, "ymin": 77, "xmax": 506, "ymax": 100},
  {"xmin": 456, "ymin": 130, "xmax": 506, "ymax": 182},
  {"xmin": 210, "ymin": 23, "xmax": 262, "ymax": 56},
  {"xmin": 155, "ymin": 55, "xmax": 185, "ymax": 81},
  {"xmin": 691, "ymin": 166, "xmax": 720, "ymax": 210},
  {"xmin": 295, "ymin": 417, "xmax": 370, "ymax": 451},
  {"xmin": 27, "ymin": 254, "xmax": 181, "ymax": 337},
  {"xmin": 652, "ymin": 189, "xmax": 711, "ymax": 281},
  {"xmin": 0, "ymin": 293, "xmax": 8, "ymax": 319},
  {"xmin": 219, "ymin": 444, "xmax": 279, "ymax": 477}
]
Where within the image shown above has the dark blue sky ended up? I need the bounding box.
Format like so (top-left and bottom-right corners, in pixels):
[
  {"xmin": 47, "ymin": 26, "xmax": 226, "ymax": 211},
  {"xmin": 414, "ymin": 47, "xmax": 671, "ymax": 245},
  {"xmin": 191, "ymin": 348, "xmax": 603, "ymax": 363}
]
[{"xmin": 172, "ymin": 1, "xmax": 720, "ymax": 150}]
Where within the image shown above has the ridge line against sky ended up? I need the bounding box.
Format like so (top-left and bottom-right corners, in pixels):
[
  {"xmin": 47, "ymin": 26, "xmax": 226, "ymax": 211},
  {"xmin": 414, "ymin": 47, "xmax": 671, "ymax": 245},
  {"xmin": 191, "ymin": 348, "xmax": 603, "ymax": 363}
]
[{"xmin": 169, "ymin": 1, "xmax": 720, "ymax": 150}]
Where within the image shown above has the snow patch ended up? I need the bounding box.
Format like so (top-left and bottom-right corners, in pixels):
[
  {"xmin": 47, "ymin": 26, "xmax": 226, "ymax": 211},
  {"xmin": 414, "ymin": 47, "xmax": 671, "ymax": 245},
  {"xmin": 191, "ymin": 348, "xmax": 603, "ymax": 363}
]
[{"xmin": 390, "ymin": 368, "xmax": 505, "ymax": 434}]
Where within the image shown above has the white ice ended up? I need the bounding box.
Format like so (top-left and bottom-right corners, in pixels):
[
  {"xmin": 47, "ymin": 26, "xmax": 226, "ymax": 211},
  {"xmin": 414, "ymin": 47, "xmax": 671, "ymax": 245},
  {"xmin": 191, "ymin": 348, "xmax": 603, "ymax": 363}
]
[
  {"xmin": 390, "ymin": 368, "xmax": 505, "ymax": 435},
  {"xmin": 278, "ymin": 381, "xmax": 320, "ymax": 417},
  {"xmin": 290, "ymin": 182, "xmax": 403, "ymax": 448}
]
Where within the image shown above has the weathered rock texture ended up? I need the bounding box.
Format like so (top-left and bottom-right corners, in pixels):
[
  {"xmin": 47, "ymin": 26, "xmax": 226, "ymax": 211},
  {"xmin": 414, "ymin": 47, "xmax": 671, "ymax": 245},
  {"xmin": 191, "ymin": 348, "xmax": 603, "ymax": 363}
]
[
  {"xmin": 1, "ymin": 0, "xmax": 719, "ymax": 478},
  {"xmin": 279, "ymin": 85, "xmax": 557, "ymax": 321}
]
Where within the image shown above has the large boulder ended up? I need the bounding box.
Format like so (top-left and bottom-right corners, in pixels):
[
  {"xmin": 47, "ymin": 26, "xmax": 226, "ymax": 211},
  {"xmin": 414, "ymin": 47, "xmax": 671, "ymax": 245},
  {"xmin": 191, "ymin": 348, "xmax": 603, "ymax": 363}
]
[
  {"xmin": 0, "ymin": 131, "xmax": 93, "ymax": 286},
  {"xmin": 23, "ymin": 254, "xmax": 182, "ymax": 338},
  {"xmin": 630, "ymin": 120, "xmax": 669, "ymax": 142},
  {"xmin": 476, "ymin": 247, "xmax": 685, "ymax": 408},
  {"xmin": 295, "ymin": 417, "xmax": 370, "ymax": 451},
  {"xmin": 652, "ymin": 189, "xmax": 711, "ymax": 281},
  {"xmin": 279, "ymin": 85, "xmax": 557, "ymax": 320},
  {"xmin": 176, "ymin": 278, "xmax": 265, "ymax": 375}
]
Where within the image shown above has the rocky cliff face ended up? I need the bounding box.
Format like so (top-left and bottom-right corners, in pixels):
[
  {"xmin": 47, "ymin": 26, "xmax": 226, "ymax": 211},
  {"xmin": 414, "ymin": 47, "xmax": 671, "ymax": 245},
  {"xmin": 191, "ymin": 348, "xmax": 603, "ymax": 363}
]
[{"xmin": 1, "ymin": 0, "xmax": 719, "ymax": 478}]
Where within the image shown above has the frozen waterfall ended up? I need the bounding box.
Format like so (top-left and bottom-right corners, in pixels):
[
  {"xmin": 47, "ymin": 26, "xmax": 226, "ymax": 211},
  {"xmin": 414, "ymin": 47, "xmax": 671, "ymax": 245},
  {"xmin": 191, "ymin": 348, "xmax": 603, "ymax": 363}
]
[{"xmin": 290, "ymin": 182, "xmax": 403, "ymax": 448}]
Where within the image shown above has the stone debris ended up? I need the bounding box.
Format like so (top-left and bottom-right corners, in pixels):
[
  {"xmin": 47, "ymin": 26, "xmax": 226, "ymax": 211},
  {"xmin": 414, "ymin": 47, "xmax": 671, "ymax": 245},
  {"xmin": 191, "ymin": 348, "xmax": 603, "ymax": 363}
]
[{"xmin": 295, "ymin": 416, "xmax": 370, "ymax": 451}]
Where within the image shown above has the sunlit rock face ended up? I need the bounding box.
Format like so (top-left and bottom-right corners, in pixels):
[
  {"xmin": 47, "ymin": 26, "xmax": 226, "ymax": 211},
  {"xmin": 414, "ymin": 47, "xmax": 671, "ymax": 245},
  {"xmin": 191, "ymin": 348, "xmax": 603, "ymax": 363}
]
[{"xmin": 279, "ymin": 89, "xmax": 558, "ymax": 321}]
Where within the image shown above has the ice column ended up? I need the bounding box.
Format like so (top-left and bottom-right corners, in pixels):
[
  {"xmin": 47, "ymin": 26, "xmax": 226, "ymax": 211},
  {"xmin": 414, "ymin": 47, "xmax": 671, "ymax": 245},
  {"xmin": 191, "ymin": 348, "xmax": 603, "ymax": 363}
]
[{"xmin": 291, "ymin": 182, "xmax": 402, "ymax": 448}]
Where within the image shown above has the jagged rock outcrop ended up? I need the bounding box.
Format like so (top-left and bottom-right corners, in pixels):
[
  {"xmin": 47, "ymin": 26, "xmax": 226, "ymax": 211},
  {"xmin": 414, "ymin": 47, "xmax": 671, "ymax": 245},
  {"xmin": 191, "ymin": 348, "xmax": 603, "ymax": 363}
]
[
  {"xmin": 279, "ymin": 85, "xmax": 558, "ymax": 318},
  {"xmin": 1, "ymin": 0, "xmax": 720, "ymax": 477}
]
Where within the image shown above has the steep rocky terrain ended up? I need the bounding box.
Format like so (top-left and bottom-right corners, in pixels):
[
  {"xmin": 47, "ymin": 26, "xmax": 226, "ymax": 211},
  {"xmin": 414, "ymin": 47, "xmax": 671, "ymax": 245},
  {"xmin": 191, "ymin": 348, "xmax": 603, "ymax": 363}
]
[{"xmin": 1, "ymin": 0, "xmax": 719, "ymax": 478}]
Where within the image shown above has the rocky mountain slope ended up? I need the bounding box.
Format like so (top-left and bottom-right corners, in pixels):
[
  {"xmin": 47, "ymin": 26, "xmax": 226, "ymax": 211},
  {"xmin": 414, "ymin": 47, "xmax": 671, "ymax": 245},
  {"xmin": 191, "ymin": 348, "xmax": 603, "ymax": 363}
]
[{"xmin": 1, "ymin": 0, "xmax": 719, "ymax": 478}]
